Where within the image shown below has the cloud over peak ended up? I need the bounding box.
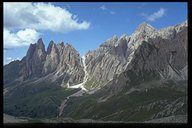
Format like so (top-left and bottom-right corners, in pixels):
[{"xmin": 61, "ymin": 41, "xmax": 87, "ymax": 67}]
[
  {"xmin": 4, "ymin": 2, "xmax": 91, "ymax": 49},
  {"xmin": 147, "ymin": 8, "xmax": 166, "ymax": 21},
  {"xmin": 4, "ymin": 28, "xmax": 40, "ymax": 49},
  {"xmin": 141, "ymin": 8, "xmax": 166, "ymax": 22}
]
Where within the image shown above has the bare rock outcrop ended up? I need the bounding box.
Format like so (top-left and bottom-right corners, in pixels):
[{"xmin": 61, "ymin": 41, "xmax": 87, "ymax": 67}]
[
  {"xmin": 84, "ymin": 21, "xmax": 187, "ymax": 90},
  {"xmin": 18, "ymin": 39, "xmax": 84, "ymax": 87}
]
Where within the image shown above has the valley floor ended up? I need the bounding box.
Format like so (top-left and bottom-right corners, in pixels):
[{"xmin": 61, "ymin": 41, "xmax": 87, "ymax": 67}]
[
  {"xmin": 4, "ymin": 81, "xmax": 188, "ymax": 123},
  {"xmin": 144, "ymin": 115, "xmax": 187, "ymax": 123},
  {"xmin": 4, "ymin": 114, "xmax": 28, "ymax": 123},
  {"xmin": 4, "ymin": 113, "xmax": 187, "ymax": 123}
]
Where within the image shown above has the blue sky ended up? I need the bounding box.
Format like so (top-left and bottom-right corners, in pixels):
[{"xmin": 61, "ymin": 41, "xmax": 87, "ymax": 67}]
[{"xmin": 3, "ymin": 2, "xmax": 187, "ymax": 65}]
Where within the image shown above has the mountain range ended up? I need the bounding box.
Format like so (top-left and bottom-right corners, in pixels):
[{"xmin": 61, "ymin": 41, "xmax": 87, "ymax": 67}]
[{"xmin": 3, "ymin": 21, "xmax": 188, "ymax": 123}]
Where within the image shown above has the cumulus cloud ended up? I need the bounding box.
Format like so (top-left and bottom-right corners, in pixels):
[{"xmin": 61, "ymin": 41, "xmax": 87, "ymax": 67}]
[
  {"xmin": 4, "ymin": 28, "xmax": 40, "ymax": 49},
  {"xmin": 3, "ymin": 2, "xmax": 91, "ymax": 49},
  {"xmin": 3, "ymin": 2, "xmax": 90, "ymax": 33},
  {"xmin": 99, "ymin": 5, "xmax": 116, "ymax": 15},
  {"xmin": 146, "ymin": 8, "xmax": 166, "ymax": 21}
]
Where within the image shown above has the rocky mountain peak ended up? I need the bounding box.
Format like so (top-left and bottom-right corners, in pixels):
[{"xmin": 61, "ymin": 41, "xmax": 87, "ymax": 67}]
[
  {"xmin": 36, "ymin": 38, "xmax": 45, "ymax": 50},
  {"xmin": 47, "ymin": 41, "xmax": 54, "ymax": 54},
  {"xmin": 65, "ymin": 43, "xmax": 73, "ymax": 48},
  {"xmin": 120, "ymin": 34, "xmax": 127, "ymax": 38},
  {"xmin": 26, "ymin": 38, "xmax": 45, "ymax": 59},
  {"xmin": 37, "ymin": 38, "xmax": 43, "ymax": 44},
  {"xmin": 35, "ymin": 38, "xmax": 46, "ymax": 58},
  {"xmin": 18, "ymin": 38, "xmax": 84, "ymax": 84},
  {"xmin": 129, "ymin": 22, "xmax": 156, "ymax": 42},
  {"xmin": 156, "ymin": 21, "xmax": 187, "ymax": 40},
  {"xmin": 26, "ymin": 43, "xmax": 36, "ymax": 58},
  {"xmin": 101, "ymin": 35, "xmax": 118, "ymax": 48},
  {"xmin": 176, "ymin": 20, "xmax": 187, "ymax": 27},
  {"xmin": 136, "ymin": 22, "xmax": 156, "ymax": 33},
  {"xmin": 128, "ymin": 23, "xmax": 155, "ymax": 50},
  {"xmin": 59, "ymin": 41, "xmax": 64, "ymax": 47},
  {"xmin": 22, "ymin": 38, "xmax": 46, "ymax": 78},
  {"xmin": 119, "ymin": 34, "xmax": 129, "ymax": 41},
  {"xmin": 174, "ymin": 20, "xmax": 188, "ymax": 33},
  {"xmin": 114, "ymin": 34, "xmax": 129, "ymax": 47},
  {"xmin": 108, "ymin": 35, "xmax": 118, "ymax": 42}
]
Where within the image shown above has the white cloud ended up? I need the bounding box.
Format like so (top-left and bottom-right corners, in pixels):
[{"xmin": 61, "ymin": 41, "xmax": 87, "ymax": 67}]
[
  {"xmin": 6, "ymin": 57, "xmax": 14, "ymax": 63},
  {"xmin": 100, "ymin": 5, "xmax": 107, "ymax": 10},
  {"xmin": 146, "ymin": 8, "xmax": 166, "ymax": 21},
  {"xmin": 6, "ymin": 57, "xmax": 12, "ymax": 60},
  {"xmin": 16, "ymin": 57, "xmax": 20, "ymax": 60},
  {"xmin": 3, "ymin": 2, "xmax": 90, "ymax": 33},
  {"xmin": 99, "ymin": 5, "xmax": 116, "ymax": 15},
  {"xmin": 5, "ymin": 57, "xmax": 20, "ymax": 64},
  {"xmin": 4, "ymin": 28, "xmax": 40, "ymax": 49}
]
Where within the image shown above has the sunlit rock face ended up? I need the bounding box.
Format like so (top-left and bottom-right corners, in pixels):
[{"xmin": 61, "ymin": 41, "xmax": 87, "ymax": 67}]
[
  {"xmin": 17, "ymin": 39, "xmax": 84, "ymax": 87},
  {"xmin": 84, "ymin": 21, "xmax": 187, "ymax": 90},
  {"xmin": 4, "ymin": 21, "xmax": 187, "ymax": 90}
]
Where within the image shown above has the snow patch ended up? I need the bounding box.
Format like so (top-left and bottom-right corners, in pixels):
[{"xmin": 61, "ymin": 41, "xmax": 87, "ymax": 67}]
[{"xmin": 67, "ymin": 56, "xmax": 88, "ymax": 92}]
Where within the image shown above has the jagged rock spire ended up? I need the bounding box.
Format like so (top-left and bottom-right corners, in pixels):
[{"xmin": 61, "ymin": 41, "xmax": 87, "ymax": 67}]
[{"xmin": 47, "ymin": 40, "xmax": 54, "ymax": 54}]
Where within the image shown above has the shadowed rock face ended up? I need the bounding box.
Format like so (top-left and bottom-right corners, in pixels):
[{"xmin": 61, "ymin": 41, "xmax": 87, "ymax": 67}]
[{"xmin": 21, "ymin": 38, "xmax": 46, "ymax": 78}]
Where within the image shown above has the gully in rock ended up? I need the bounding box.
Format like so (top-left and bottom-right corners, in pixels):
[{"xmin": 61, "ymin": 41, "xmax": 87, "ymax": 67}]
[
  {"xmin": 67, "ymin": 56, "xmax": 88, "ymax": 92},
  {"xmin": 58, "ymin": 56, "xmax": 89, "ymax": 117}
]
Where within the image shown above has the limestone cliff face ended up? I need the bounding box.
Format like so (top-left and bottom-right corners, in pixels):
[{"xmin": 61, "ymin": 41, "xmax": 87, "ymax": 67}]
[
  {"xmin": 50, "ymin": 43, "xmax": 84, "ymax": 86},
  {"xmin": 84, "ymin": 21, "xmax": 187, "ymax": 90},
  {"xmin": 21, "ymin": 38, "xmax": 46, "ymax": 78},
  {"xmin": 124, "ymin": 21, "xmax": 188, "ymax": 83},
  {"xmin": 84, "ymin": 35, "xmax": 129, "ymax": 85},
  {"xmin": 4, "ymin": 21, "xmax": 187, "ymax": 91},
  {"xmin": 43, "ymin": 41, "xmax": 60, "ymax": 74},
  {"xmin": 19, "ymin": 39, "xmax": 84, "ymax": 86},
  {"xmin": 103, "ymin": 21, "xmax": 187, "ymax": 96}
]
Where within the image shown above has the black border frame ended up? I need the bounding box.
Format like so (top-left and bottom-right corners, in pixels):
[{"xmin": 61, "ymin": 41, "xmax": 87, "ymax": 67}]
[{"xmin": 2, "ymin": 1, "xmax": 191, "ymax": 128}]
